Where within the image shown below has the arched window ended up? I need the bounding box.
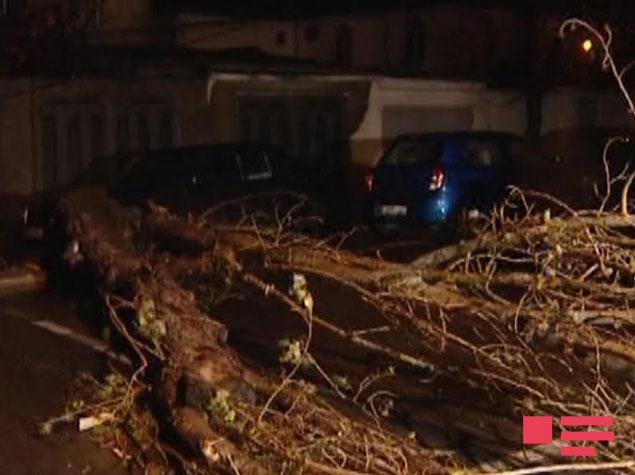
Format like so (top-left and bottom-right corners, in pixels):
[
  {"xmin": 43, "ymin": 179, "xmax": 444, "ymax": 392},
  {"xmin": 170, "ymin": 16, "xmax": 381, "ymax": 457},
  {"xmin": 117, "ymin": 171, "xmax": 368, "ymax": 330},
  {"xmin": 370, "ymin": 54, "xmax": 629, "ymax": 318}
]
[{"xmin": 335, "ymin": 25, "xmax": 352, "ymax": 68}]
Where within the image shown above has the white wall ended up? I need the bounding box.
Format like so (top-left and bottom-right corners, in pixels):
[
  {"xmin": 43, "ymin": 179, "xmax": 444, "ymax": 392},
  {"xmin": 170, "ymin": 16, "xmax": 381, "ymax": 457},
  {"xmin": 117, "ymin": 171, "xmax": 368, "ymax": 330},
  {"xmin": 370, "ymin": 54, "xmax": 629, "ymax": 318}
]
[
  {"xmin": 177, "ymin": 7, "xmax": 522, "ymax": 74},
  {"xmin": 476, "ymin": 91, "xmax": 528, "ymax": 133},
  {"xmin": 351, "ymin": 78, "xmax": 526, "ymax": 167},
  {"xmin": 176, "ymin": 14, "xmax": 297, "ymax": 57},
  {"xmin": 542, "ymin": 88, "xmax": 632, "ymax": 133},
  {"xmin": 296, "ymin": 13, "xmax": 407, "ymax": 70}
]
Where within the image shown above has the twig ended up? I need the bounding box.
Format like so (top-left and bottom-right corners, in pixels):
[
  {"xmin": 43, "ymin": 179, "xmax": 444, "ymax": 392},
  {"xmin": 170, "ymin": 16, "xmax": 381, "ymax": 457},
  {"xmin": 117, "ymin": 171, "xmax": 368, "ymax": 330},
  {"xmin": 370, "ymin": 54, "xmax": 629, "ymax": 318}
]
[
  {"xmin": 257, "ymin": 306, "xmax": 314, "ymax": 425},
  {"xmin": 597, "ymin": 136, "xmax": 630, "ymax": 213},
  {"xmin": 621, "ymin": 171, "xmax": 635, "ymax": 217}
]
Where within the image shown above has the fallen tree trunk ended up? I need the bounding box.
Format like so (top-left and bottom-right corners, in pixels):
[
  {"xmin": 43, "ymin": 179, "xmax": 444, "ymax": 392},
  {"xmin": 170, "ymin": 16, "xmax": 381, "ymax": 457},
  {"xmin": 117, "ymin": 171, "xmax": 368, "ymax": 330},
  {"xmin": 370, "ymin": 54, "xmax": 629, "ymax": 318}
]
[{"xmin": 56, "ymin": 188, "xmax": 454, "ymax": 474}]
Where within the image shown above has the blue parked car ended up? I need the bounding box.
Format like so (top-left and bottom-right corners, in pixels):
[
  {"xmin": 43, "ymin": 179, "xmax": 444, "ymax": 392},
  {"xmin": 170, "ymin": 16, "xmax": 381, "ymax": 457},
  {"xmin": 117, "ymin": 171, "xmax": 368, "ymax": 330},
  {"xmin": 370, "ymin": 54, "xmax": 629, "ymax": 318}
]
[{"xmin": 367, "ymin": 131, "xmax": 518, "ymax": 233}]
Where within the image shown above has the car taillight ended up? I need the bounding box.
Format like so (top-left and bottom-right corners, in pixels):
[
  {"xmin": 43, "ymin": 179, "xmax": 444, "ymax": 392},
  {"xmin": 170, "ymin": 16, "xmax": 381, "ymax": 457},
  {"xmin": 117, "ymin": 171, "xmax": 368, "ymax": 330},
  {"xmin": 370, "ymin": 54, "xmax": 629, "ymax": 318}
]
[
  {"xmin": 429, "ymin": 166, "xmax": 445, "ymax": 191},
  {"xmin": 365, "ymin": 171, "xmax": 374, "ymax": 192}
]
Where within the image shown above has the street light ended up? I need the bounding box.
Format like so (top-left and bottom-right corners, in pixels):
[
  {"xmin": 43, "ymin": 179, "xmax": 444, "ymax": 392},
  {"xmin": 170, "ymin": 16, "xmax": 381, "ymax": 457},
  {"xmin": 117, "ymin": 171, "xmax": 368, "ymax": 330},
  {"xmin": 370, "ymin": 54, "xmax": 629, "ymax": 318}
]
[{"xmin": 582, "ymin": 38, "xmax": 593, "ymax": 53}]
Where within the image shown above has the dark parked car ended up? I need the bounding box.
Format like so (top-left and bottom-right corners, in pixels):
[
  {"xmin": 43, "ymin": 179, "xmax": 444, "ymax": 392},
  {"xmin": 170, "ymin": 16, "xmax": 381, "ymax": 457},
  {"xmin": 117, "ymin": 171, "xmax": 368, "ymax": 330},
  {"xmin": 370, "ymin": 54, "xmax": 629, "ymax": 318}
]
[
  {"xmin": 110, "ymin": 143, "xmax": 319, "ymax": 219},
  {"xmin": 367, "ymin": 131, "xmax": 519, "ymax": 233},
  {"xmin": 26, "ymin": 143, "xmax": 321, "ymax": 238}
]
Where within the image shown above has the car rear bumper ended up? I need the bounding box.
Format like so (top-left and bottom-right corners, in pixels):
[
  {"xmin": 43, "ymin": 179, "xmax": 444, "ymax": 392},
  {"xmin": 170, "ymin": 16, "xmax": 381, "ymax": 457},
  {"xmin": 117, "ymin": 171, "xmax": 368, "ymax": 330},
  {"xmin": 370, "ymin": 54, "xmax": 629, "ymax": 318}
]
[{"xmin": 370, "ymin": 190, "xmax": 455, "ymax": 226}]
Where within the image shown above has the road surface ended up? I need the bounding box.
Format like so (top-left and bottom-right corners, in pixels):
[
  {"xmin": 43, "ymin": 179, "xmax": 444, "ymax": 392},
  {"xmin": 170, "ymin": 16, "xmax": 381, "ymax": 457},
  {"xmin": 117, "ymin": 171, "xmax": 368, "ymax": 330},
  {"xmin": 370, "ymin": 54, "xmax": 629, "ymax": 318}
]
[{"xmin": 0, "ymin": 291, "xmax": 127, "ymax": 475}]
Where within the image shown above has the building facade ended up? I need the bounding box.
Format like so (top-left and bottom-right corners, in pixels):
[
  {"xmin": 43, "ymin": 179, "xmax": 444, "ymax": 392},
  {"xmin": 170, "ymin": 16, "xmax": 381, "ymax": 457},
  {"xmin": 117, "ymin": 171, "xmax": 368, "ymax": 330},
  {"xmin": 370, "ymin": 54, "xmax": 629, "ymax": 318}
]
[{"xmin": 0, "ymin": 0, "xmax": 631, "ymax": 202}]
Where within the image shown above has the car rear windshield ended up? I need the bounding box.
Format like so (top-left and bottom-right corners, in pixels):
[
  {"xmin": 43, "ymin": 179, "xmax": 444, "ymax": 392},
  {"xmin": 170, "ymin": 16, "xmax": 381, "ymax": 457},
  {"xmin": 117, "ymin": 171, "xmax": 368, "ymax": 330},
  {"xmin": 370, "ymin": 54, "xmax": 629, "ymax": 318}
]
[
  {"xmin": 463, "ymin": 139, "xmax": 504, "ymax": 167},
  {"xmin": 383, "ymin": 138, "xmax": 443, "ymax": 166}
]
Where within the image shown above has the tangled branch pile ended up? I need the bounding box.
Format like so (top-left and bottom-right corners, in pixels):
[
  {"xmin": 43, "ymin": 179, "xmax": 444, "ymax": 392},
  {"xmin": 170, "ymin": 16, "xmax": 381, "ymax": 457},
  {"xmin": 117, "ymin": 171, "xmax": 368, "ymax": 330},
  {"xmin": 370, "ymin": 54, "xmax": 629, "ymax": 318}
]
[
  {"xmin": 46, "ymin": 180, "xmax": 635, "ymax": 474},
  {"xmin": 39, "ymin": 18, "xmax": 635, "ymax": 474}
]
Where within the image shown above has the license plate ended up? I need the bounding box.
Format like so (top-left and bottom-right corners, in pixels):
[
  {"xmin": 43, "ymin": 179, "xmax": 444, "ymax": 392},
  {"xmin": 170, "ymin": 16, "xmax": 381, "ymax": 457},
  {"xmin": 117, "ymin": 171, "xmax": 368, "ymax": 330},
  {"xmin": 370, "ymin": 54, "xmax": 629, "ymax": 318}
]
[{"xmin": 379, "ymin": 205, "xmax": 407, "ymax": 216}]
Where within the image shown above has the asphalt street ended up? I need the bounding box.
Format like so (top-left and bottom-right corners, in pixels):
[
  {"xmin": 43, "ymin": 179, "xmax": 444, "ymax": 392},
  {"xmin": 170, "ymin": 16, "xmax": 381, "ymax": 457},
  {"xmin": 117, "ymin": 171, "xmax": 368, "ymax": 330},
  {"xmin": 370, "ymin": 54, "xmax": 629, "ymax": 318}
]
[{"xmin": 0, "ymin": 291, "xmax": 127, "ymax": 475}]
